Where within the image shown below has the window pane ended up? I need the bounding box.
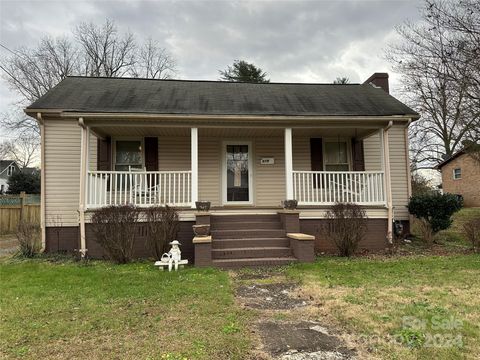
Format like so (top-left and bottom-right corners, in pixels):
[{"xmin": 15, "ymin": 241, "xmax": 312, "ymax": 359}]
[
  {"xmin": 325, "ymin": 142, "xmax": 347, "ymax": 164},
  {"xmin": 115, "ymin": 141, "xmax": 142, "ymax": 165}
]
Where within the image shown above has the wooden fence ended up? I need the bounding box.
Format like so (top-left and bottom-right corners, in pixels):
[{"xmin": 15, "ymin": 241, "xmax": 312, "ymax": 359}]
[{"xmin": 0, "ymin": 192, "xmax": 40, "ymax": 234}]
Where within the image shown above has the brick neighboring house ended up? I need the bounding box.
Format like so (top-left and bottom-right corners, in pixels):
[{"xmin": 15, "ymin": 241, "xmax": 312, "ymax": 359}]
[{"xmin": 436, "ymin": 150, "xmax": 480, "ymax": 207}]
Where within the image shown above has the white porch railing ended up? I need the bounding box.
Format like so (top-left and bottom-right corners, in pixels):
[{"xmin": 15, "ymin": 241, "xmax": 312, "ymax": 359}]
[
  {"xmin": 87, "ymin": 171, "xmax": 192, "ymax": 208},
  {"xmin": 293, "ymin": 171, "xmax": 385, "ymax": 205}
]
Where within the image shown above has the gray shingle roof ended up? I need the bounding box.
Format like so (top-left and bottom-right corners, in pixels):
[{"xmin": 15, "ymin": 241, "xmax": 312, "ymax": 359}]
[{"xmin": 27, "ymin": 76, "xmax": 418, "ymax": 117}]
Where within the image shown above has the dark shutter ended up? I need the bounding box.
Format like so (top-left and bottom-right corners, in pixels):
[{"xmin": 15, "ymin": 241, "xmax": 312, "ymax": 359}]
[
  {"xmin": 352, "ymin": 138, "xmax": 365, "ymax": 171},
  {"xmin": 97, "ymin": 137, "xmax": 111, "ymax": 171},
  {"xmin": 310, "ymin": 138, "xmax": 323, "ymax": 188},
  {"xmin": 144, "ymin": 137, "xmax": 159, "ymax": 171},
  {"xmin": 310, "ymin": 138, "xmax": 323, "ymax": 171}
]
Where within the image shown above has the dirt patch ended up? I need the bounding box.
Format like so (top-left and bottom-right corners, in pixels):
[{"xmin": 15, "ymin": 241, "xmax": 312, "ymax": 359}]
[
  {"xmin": 0, "ymin": 234, "xmax": 18, "ymax": 257},
  {"xmin": 236, "ymin": 282, "xmax": 308, "ymax": 310}
]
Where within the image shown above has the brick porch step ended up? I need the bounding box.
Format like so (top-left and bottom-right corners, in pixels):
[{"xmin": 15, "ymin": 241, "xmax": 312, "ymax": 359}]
[
  {"xmin": 212, "ymin": 246, "xmax": 292, "ymax": 259},
  {"xmin": 212, "ymin": 237, "xmax": 290, "ymax": 249},
  {"xmin": 211, "ymin": 229, "xmax": 286, "ymax": 239},
  {"xmin": 211, "ymin": 214, "xmax": 280, "ymax": 223},
  {"xmin": 212, "ymin": 256, "xmax": 298, "ymax": 268},
  {"xmin": 211, "ymin": 221, "xmax": 282, "ymax": 230}
]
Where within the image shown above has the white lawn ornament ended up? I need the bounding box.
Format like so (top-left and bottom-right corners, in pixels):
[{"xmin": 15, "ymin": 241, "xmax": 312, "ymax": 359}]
[{"xmin": 154, "ymin": 240, "xmax": 188, "ymax": 271}]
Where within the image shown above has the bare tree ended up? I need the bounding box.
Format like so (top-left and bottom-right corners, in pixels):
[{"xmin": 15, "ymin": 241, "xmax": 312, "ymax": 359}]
[
  {"xmin": 0, "ymin": 18, "xmax": 177, "ymax": 138},
  {"xmin": 132, "ymin": 38, "xmax": 176, "ymax": 79},
  {"xmin": 75, "ymin": 19, "xmax": 136, "ymax": 77},
  {"xmin": 0, "ymin": 136, "xmax": 39, "ymax": 168},
  {"xmin": 386, "ymin": 0, "xmax": 480, "ymax": 169}
]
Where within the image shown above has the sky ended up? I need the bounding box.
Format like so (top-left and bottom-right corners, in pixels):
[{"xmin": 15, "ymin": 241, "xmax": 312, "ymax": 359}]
[{"xmin": 0, "ymin": 0, "xmax": 422, "ymax": 140}]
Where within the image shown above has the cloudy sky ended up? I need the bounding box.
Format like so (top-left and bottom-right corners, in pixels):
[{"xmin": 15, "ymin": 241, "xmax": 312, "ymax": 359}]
[{"xmin": 0, "ymin": 0, "xmax": 421, "ymax": 138}]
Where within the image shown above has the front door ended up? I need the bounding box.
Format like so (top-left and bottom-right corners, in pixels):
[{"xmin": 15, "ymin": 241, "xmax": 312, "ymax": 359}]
[{"xmin": 223, "ymin": 142, "xmax": 253, "ymax": 204}]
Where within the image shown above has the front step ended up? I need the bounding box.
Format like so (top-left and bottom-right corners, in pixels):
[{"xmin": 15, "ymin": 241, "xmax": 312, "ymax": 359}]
[
  {"xmin": 212, "ymin": 257, "xmax": 298, "ymax": 268},
  {"xmin": 212, "ymin": 246, "xmax": 292, "ymax": 259},
  {"xmin": 212, "ymin": 238, "xmax": 290, "ymax": 249},
  {"xmin": 211, "ymin": 229, "xmax": 286, "ymax": 239},
  {"xmin": 211, "ymin": 214, "xmax": 280, "ymax": 223},
  {"xmin": 211, "ymin": 221, "xmax": 282, "ymax": 230}
]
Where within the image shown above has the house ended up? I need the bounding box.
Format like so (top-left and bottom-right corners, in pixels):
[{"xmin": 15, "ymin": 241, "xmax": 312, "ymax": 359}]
[
  {"xmin": 0, "ymin": 160, "xmax": 20, "ymax": 194},
  {"xmin": 24, "ymin": 72, "xmax": 419, "ymax": 266},
  {"xmin": 436, "ymin": 149, "xmax": 480, "ymax": 207}
]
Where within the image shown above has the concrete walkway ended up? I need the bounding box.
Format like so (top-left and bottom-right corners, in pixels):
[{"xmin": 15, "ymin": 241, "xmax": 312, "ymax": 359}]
[{"xmin": 232, "ymin": 269, "xmax": 356, "ymax": 360}]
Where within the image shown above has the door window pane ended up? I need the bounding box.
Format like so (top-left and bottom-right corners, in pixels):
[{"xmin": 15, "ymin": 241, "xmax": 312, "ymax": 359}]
[{"xmin": 227, "ymin": 145, "xmax": 249, "ymax": 202}]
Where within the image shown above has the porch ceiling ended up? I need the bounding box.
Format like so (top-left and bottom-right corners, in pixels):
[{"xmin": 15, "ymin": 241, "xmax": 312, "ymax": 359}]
[{"xmin": 90, "ymin": 125, "xmax": 379, "ymax": 139}]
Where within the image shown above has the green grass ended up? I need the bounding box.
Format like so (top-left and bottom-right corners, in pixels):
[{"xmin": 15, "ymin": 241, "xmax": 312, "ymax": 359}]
[
  {"xmin": 287, "ymin": 254, "xmax": 480, "ymax": 359},
  {"xmin": 0, "ymin": 258, "xmax": 249, "ymax": 360}
]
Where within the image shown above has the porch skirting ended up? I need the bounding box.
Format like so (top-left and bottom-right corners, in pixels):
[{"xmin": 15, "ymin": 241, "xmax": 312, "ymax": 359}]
[{"xmin": 44, "ymin": 218, "xmax": 407, "ymax": 260}]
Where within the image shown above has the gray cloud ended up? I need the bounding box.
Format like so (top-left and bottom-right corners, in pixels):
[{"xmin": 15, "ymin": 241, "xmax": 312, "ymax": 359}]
[{"xmin": 0, "ymin": 0, "xmax": 421, "ymax": 125}]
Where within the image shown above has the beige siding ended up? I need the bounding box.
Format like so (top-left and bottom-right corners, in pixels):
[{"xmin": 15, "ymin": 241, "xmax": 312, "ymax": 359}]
[
  {"xmin": 292, "ymin": 136, "xmax": 311, "ymax": 171},
  {"xmin": 254, "ymin": 137, "xmax": 285, "ymax": 206},
  {"xmin": 89, "ymin": 133, "xmax": 97, "ymax": 171},
  {"xmin": 44, "ymin": 119, "xmax": 81, "ymax": 226},
  {"xmin": 158, "ymin": 136, "xmax": 190, "ymax": 171},
  {"xmin": 198, "ymin": 137, "xmax": 221, "ymax": 206},
  {"xmin": 364, "ymin": 131, "xmax": 382, "ymax": 171},
  {"xmin": 388, "ymin": 125, "xmax": 409, "ymax": 220}
]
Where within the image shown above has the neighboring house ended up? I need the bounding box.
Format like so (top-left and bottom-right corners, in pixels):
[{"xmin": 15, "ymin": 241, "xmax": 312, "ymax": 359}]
[
  {"xmin": 0, "ymin": 160, "xmax": 20, "ymax": 194},
  {"xmin": 25, "ymin": 72, "xmax": 419, "ymax": 266},
  {"xmin": 436, "ymin": 149, "xmax": 480, "ymax": 207}
]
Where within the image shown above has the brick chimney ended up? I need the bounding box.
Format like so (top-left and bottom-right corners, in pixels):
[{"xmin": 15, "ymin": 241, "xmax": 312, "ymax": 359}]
[{"xmin": 363, "ymin": 73, "xmax": 389, "ymax": 93}]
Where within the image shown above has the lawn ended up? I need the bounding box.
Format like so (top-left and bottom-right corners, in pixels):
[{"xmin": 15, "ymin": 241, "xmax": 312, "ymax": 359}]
[
  {"xmin": 287, "ymin": 254, "xmax": 480, "ymax": 359},
  {"xmin": 0, "ymin": 259, "xmax": 249, "ymax": 360}
]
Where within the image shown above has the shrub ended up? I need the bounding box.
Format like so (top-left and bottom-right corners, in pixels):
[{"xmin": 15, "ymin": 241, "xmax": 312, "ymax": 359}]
[
  {"xmin": 323, "ymin": 202, "xmax": 367, "ymax": 257},
  {"xmin": 408, "ymin": 193, "xmax": 463, "ymax": 245},
  {"xmin": 463, "ymin": 217, "xmax": 480, "ymax": 253},
  {"xmin": 7, "ymin": 170, "xmax": 40, "ymax": 194},
  {"xmin": 16, "ymin": 220, "xmax": 41, "ymax": 257},
  {"xmin": 90, "ymin": 205, "xmax": 139, "ymax": 264},
  {"xmin": 145, "ymin": 206, "xmax": 179, "ymax": 260}
]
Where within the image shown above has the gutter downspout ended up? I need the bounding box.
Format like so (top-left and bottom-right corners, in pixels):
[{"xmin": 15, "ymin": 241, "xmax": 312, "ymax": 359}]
[
  {"xmin": 37, "ymin": 113, "xmax": 46, "ymax": 252},
  {"xmin": 383, "ymin": 121, "xmax": 394, "ymax": 244},
  {"xmin": 404, "ymin": 119, "xmax": 413, "ymax": 233},
  {"xmin": 78, "ymin": 117, "xmax": 88, "ymax": 258}
]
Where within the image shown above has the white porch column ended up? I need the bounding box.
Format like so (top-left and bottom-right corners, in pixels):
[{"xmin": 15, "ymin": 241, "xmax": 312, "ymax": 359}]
[
  {"xmin": 191, "ymin": 127, "xmax": 198, "ymax": 208},
  {"xmin": 78, "ymin": 119, "xmax": 89, "ymax": 257},
  {"xmin": 381, "ymin": 124, "xmax": 393, "ymax": 244},
  {"xmin": 284, "ymin": 128, "xmax": 293, "ymax": 200}
]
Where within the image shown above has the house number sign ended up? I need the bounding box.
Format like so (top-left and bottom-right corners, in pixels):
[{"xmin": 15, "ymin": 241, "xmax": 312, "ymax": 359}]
[{"xmin": 260, "ymin": 158, "xmax": 275, "ymax": 165}]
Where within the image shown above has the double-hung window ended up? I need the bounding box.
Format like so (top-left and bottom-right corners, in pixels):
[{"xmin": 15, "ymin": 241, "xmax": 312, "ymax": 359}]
[
  {"xmin": 114, "ymin": 140, "xmax": 143, "ymax": 171},
  {"xmin": 324, "ymin": 140, "xmax": 350, "ymax": 171},
  {"xmin": 453, "ymin": 168, "xmax": 462, "ymax": 180}
]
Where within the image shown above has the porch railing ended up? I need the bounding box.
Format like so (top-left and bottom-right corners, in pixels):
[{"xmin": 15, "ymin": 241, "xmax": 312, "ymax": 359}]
[
  {"xmin": 87, "ymin": 171, "xmax": 192, "ymax": 208},
  {"xmin": 293, "ymin": 171, "xmax": 385, "ymax": 206}
]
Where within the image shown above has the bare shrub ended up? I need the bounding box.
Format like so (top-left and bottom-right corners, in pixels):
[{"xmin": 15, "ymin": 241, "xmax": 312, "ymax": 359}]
[
  {"xmin": 323, "ymin": 203, "xmax": 367, "ymax": 257},
  {"xmin": 463, "ymin": 217, "xmax": 480, "ymax": 253},
  {"xmin": 16, "ymin": 220, "xmax": 41, "ymax": 257},
  {"xmin": 90, "ymin": 205, "xmax": 139, "ymax": 264},
  {"xmin": 144, "ymin": 206, "xmax": 179, "ymax": 260}
]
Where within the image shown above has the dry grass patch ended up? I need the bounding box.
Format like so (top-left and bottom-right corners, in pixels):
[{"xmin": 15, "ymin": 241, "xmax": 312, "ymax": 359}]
[{"xmin": 287, "ymin": 255, "xmax": 480, "ymax": 360}]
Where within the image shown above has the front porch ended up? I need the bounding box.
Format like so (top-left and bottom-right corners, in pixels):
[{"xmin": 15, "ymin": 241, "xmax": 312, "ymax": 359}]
[{"xmin": 80, "ymin": 125, "xmax": 391, "ymax": 210}]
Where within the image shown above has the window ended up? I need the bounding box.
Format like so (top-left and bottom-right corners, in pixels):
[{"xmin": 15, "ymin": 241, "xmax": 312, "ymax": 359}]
[
  {"xmin": 453, "ymin": 168, "xmax": 462, "ymax": 180},
  {"xmin": 324, "ymin": 140, "xmax": 349, "ymax": 171},
  {"xmin": 7, "ymin": 165, "xmax": 15, "ymax": 176},
  {"xmin": 0, "ymin": 184, "xmax": 4, "ymax": 194},
  {"xmin": 114, "ymin": 140, "xmax": 143, "ymax": 171}
]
